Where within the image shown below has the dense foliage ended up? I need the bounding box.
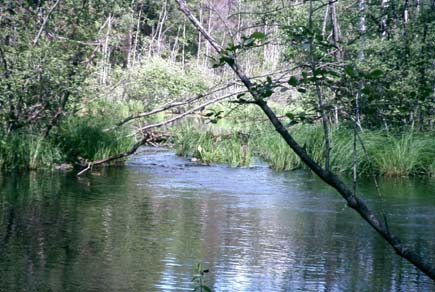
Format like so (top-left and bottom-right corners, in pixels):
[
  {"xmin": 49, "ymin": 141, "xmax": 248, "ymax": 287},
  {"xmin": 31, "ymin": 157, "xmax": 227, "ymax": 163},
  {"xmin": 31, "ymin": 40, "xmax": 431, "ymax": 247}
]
[{"xmin": 0, "ymin": 0, "xmax": 434, "ymax": 174}]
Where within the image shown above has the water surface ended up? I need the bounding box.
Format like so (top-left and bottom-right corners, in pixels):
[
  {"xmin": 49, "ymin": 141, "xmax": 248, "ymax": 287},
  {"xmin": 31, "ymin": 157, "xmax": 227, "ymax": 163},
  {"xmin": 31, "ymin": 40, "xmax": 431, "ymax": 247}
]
[{"xmin": 1, "ymin": 148, "xmax": 434, "ymax": 291}]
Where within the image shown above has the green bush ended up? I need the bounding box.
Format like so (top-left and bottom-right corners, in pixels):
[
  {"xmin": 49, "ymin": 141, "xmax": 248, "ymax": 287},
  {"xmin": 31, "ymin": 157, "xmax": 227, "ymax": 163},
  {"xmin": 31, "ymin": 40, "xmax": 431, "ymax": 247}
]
[{"xmin": 111, "ymin": 57, "xmax": 211, "ymax": 109}]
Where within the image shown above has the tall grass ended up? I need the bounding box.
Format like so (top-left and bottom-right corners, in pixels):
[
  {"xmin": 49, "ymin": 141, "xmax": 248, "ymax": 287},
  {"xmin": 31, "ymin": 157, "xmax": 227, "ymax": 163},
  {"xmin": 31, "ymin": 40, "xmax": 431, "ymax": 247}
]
[
  {"xmin": 0, "ymin": 101, "xmax": 136, "ymax": 171},
  {"xmin": 0, "ymin": 131, "xmax": 62, "ymax": 170},
  {"xmin": 172, "ymin": 125, "xmax": 251, "ymax": 167},
  {"xmin": 55, "ymin": 114, "xmax": 135, "ymax": 163},
  {"xmin": 172, "ymin": 122, "xmax": 435, "ymax": 177},
  {"xmin": 373, "ymin": 132, "xmax": 435, "ymax": 177}
]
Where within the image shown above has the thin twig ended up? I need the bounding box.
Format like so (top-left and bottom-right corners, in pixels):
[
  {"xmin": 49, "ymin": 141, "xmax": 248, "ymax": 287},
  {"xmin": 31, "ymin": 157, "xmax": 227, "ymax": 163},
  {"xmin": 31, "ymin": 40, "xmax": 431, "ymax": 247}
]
[
  {"xmin": 135, "ymin": 90, "xmax": 246, "ymax": 134},
  {"xmin": 33, "ymin": 0, "xmax": 61, "ymax": 46}
]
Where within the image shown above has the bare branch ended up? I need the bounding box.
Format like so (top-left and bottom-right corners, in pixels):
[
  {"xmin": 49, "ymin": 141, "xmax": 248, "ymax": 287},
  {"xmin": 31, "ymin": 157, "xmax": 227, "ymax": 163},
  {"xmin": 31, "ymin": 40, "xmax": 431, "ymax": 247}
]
[
  {"xmin": 135, "ymin": 90, "xmax": 246, "ymax": 133},
  {"xmin": 104, "ymin": 82, "xmax": 238, "ymax": 131},
  {"xmin": 77, "ymin": 89, "xmax": 245, "ymax": 176},
  {"xmin": 33, "ymin": 0, "xmax": 61, "ymax": 46},
  {"xmin": 77, "ymin": 134, "xmax": 149, "ymax": 176}
]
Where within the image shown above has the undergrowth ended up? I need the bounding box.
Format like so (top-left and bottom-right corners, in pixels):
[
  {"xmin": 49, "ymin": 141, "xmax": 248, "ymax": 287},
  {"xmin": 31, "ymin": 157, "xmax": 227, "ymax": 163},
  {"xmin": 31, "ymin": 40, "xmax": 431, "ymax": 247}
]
[
  {"xmin": 0, "ymin": 131, "xmax": 63, "ymax": 171},
  {"xmin": 172, "ymin": 121, "xmax": 435, "ymax": 178},
  {"xmin": 0, "ymin": 101, "xmax": 135, "ymax": 171}
]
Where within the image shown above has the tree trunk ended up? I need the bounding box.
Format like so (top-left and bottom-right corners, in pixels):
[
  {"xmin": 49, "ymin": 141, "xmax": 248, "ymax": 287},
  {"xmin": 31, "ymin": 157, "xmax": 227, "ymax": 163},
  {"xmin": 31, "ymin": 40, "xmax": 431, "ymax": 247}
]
[
  {"xmin": 131, "ymin": 9, "xmax": 142, "ymax": 67},
  {"xmin": 380, "ymin": 0, "xmax": 389, "ymax": 38}
]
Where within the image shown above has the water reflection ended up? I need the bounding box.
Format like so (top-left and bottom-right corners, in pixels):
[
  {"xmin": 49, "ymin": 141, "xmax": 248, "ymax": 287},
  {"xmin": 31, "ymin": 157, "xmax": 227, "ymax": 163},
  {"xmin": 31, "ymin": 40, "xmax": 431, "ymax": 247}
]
[{"xmin": 0, "ymin": 148, "xmax": 434, "ymax": 291}]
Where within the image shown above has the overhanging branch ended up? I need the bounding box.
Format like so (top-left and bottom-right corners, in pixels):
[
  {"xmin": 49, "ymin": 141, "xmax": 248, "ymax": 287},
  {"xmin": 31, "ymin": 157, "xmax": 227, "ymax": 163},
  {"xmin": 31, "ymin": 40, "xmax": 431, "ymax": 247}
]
[
  {"xmin": 77, "ymin": 89, "xmax": 245, "ymax": 176},
  {"xmin": 104, "ymin": 82, "xmax": 238, "ymax": 132},
  {"xmin": 175, "ymin": 0, "xmax": 435, "ymax": 280}
]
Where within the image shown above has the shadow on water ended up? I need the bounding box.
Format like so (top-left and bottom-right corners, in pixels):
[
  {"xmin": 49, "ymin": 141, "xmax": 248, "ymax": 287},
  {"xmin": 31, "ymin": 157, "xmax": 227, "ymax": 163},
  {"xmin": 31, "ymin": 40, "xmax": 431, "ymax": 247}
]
[{"xmin": 0, "ymin": 147, "xmax": 434, "ymax": 291}]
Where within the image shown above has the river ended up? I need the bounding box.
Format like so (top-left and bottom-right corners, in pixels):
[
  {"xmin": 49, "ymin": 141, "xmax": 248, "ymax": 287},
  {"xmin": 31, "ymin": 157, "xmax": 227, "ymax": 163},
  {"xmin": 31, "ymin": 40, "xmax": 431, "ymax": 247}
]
[{"xmin": 0, "ymin": 148, "xmax": 434, "ymax": 291}]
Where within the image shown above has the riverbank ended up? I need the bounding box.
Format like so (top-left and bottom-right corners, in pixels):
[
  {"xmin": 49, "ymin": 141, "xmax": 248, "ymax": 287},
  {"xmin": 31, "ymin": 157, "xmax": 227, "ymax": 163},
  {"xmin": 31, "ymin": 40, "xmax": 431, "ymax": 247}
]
[
  {"xmin": 0, "ymin": 101, "xmax": 135, "ymax": 171},
  {"xmin": 3, "ymin": 115, "xmax": 435, "ymax": 179},
  {"xmin": 171, "ymin": 122, "xmax": 435, "ymax": 178},
  {"xmin": 2, "ymin": 99, "xmax": 434, "ymax": 178}
]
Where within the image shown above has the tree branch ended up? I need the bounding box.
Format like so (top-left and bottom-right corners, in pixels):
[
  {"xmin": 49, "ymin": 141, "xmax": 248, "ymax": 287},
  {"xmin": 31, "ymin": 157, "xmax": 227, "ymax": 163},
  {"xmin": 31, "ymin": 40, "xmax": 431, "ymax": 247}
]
[
  {"xmin": 33, "ymin": 0, "xmax": 62, "ymax": 47},
  {"xmin": 175, "ymin": 0, "xmax": 435, "ymax": 280},
  {"xmin": 135, "ymin": 90, "xmax": 246, "ymax": 133},
  {"xmin": 104, "ymin": 82, "xmax": 237, "ymax": 132},
  {"xmin": 76, "ymin": 134, "xmax": 149, "ymax": 176},
  {"xmin": 77, "ymin": 90, "xmax": 244, "ymax": 176}
]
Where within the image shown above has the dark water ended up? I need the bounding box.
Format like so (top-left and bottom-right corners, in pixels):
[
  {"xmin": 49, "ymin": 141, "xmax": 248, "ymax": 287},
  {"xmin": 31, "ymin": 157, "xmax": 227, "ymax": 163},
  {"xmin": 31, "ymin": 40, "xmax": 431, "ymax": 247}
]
[{"xmin": 1, "ymin": 148, "xmax": 435, "ymax": 292}]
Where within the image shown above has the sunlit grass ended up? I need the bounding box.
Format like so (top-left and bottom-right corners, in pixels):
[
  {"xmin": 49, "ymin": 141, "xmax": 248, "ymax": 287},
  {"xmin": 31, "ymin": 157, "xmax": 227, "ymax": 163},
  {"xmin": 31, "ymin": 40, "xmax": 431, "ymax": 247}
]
[
  {"xmin": 172, "ymin": 121, "xmax": 435, "ymax": 177},
  {"xmin": 0, "ymin": 131, "xmax": 62, "ymax": 170}
]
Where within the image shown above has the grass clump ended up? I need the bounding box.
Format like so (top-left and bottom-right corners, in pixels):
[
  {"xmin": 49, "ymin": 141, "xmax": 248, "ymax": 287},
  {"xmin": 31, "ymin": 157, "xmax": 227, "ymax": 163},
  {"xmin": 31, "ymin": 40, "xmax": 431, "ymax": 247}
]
[
  {"xmin": 371, "ymin": 132, "xmax": 435, "ymax": 177},
  {"xmin": 172, "ymin": 124, "xmax": 251, "ymax": 167},
  {"xmin": 172, "ymin": 120, "xmax": 435, "ymax": 178},
  {"xmin": 54, "ymin": 112, "xmax": 135, "ymax": 164},
  {"xmin": 0, "ymin": 131, "xmax": 63, "ymax": 171},
  {"xmin": 0, "ymin": 101, "xmax": 136, "ymax": 171}
]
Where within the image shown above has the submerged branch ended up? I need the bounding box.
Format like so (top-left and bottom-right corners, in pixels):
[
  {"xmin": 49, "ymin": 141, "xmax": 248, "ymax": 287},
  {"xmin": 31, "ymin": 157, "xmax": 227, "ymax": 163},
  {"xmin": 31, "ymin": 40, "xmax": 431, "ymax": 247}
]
[{"xmin": 76, "ymin": 134, "xmax": 149, "ymax": 176}]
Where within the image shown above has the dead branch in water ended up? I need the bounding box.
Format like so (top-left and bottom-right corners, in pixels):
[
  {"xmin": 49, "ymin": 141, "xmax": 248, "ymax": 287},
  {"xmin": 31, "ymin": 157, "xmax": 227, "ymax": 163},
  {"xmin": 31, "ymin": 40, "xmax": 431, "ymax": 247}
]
[{"xmin": 77, "ymin": 89, "xmax": 245, "ymax": 176}]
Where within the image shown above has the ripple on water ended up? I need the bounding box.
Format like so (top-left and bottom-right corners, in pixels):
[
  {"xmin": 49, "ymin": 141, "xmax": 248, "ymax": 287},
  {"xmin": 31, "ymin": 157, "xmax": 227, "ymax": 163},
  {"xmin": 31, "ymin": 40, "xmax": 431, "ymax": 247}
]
[{"xmin": 0, "ymin": 147, "xmax": 434, "ymax": 291}]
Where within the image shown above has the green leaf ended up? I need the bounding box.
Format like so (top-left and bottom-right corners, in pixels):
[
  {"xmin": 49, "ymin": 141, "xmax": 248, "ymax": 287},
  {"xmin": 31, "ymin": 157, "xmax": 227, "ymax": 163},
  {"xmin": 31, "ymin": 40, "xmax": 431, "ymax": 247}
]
[
  {"xmin": 221, "ymin": 56, "xmax": 234, "ymax": 66},
  {"xmin": 313, "ymin": 69, "xmax": 324, "ymax": 76},
  {"xmin": 250, "ymin": 31, "xmax": 266, "ymax": 40},
  {"xmin": 261, "ymin": 88, "xmax": 273, "ymax": 97},
  {"xmin": 368, "ymin": 69, "xmax": 383, "ymax": 79},
  {"xmin": 344, "ymin": 65, "xmax": 355, "ymax": 77},
  {"xmin": 297, "ymin": 87, "xmax": 306, "ymax": 93},
  {"xmin": 286, "ymin": 112, "xmax": 295, "ymax": 119},
  {"xmin": 361, "ymin": 87, "xmax": 371, "ymax": 95},
  {"xmin": 288, "ymin": 76, "xmax": 299, "ymax": 86}
]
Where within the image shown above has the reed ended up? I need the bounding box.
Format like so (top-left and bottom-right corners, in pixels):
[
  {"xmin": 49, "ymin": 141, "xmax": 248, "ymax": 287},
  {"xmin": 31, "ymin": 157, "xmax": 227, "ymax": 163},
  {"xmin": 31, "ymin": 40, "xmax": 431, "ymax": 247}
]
[
  {"xmin": 0, "ymin": 131, "xmax": 62, "ymax": 170},
  {"xmin": 55, "ymin": 115, "xmax": 134, "ymax": 163},
  {"xmin": 172, "ymin": 122, "xmax": 435, "ymax": 177}
]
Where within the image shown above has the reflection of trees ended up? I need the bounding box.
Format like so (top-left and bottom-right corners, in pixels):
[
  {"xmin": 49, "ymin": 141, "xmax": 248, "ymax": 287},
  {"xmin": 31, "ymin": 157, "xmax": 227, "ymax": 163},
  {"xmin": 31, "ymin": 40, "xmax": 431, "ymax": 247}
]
[
  {"xmin": 1, "ymin": 165, "xmax": 434, "ymax": 291},
  {"xmin": 0, "ymin": 169, "xmax": 165, "ymax": 291}
]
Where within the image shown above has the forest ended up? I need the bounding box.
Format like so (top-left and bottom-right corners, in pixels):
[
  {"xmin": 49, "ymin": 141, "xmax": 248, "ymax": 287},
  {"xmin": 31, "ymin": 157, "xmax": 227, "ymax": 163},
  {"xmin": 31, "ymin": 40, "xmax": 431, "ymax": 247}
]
[{"xmin": 1, "ymin": 0, "xmax": 435, "ymax": 290}]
